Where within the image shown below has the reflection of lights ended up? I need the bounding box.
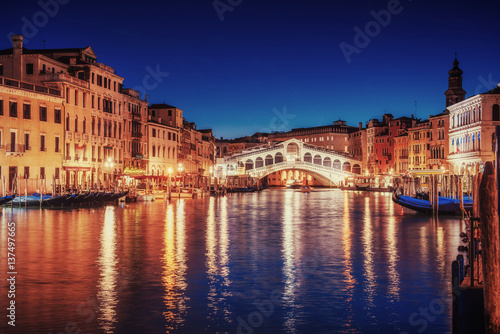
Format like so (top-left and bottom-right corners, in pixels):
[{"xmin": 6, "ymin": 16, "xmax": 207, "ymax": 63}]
[
  {"xmin": 206, "ymin": 197, "xmax": 217, "ymax": 316},
  {"xmin": 206, "ymin": 196, "xmax": 232, "ymax": 323},
  {"xmin": 386, "ymin": 216, "xmax": 400, "ymax": 301},
  {"xmin": 282, "ymin": 190, "xmax": 298, "ymax": 332},
  {"xmin": 161, "ymin": 201, "xmax": 188, "ymax": 330},
  {"xmin": 342, "ymin": 190, "xmax": 355, "ymax": 300},
  {"xmin": 362, "ymin": 197, "xmax": 375, "ymax": 308},
  {"xmin": 97, "ymin": 206, "xmax": 118, "ymax": 333},
  {"xmin": 168, "ymin": 167, "xmax": 172, "ymax": 174}
]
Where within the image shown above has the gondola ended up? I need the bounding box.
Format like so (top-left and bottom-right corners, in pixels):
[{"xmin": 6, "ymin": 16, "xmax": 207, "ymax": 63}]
[
  {"xmin": 0, "ymin": 195, "xmax": 16, "ymax": 205},
  {"xmin": 42, "ymin": 194, "xmax": 70, "ymax": 207},
  {"xmin": 392, "ymin": 191, "xmax": 473, "ymax": 215},
  {"xmin": 12, "ymin": 194, "xmax": 51, "ymax": 206}
]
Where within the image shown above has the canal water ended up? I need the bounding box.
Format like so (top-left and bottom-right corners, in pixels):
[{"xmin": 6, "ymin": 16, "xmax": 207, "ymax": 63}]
[{"xmin": 0, "ymin": 189, "xmax": 462, "ymax": 334}]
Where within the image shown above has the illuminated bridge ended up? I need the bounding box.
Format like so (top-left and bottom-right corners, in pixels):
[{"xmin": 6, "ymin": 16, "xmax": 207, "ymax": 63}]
[{"xmin": 216, "ymin": 139, "xmax": 363, "ymax": 186}]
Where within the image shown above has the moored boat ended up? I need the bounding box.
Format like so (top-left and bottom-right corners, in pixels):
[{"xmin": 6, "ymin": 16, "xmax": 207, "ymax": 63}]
[
  {"xmin": 0, "ymin": 195, "xmax": 16, "ymax": 205},
  {"xmin": 392, "ymin": 191, "xmax": 473, "ymax": 215}
]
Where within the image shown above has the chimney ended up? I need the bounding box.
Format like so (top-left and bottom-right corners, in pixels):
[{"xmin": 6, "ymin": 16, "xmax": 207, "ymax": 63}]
[
  {"xmin": 12, "ymin": 35, "xmax": 23, "ymax": 81},
  {"xmin": 359, "ymin": 122, "xmax": 362, "ymax": 130}
]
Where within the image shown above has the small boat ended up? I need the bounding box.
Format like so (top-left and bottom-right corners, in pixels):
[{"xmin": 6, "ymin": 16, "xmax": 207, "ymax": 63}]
[
  {"xmin": 300, "ymin": 186, "xmax": 312, "ymax": 193},
  {"xmin": 0, "ymin": 195, "xmax": 15, "ymax": 205},
  {"xmin": 42, "ymin": 194, "xmax": 70, "ymax": 207},
  {"xmin": 12, "ymin": 194, "xmax": 51, "ymax": 206},
  {"xmin": 136, "ymin": 192, "xmax": 155, "ymax": 202},
  {"xmin": 392, "ymin": 192, "xmax": 473, "ymax": 215}
]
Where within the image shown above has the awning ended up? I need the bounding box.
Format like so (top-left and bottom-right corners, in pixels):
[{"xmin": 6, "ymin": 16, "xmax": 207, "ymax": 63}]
[
  {"xmin": 409, "ymin": 169, "xmax": 445, "ymax": 176},
  {"xmin": 63, "ymin": 167, "xmax": 91, "ymax": 171}
]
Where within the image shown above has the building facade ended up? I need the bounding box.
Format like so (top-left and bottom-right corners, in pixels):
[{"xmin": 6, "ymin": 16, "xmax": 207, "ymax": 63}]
[
  {"xmin": 0, "ymin": 75, "xmax": 64, "ymax": 192},
  {"xmin": 447, "ymin": 87, "xmax": 500, "ymax": 174}
]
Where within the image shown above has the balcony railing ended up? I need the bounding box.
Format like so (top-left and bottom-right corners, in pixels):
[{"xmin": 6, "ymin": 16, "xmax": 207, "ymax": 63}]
[
  {"xmin": 66, "ymin": 132, "xmax": 73, "ymax": 140},
  {"xmin": 39, "ymin": 72, "xmax": 90, "ymax": 89},
  {"xmin": 65, "ymin": 155, "xmax": 71, "ymax": 161},
  {"xmin": 132, "ymin": 132, "xmax": 143, "ymax": 138},
  {"xmin": 92, "ymin": 158, "xmax": 96, "ymax": 162},
  {"xmin": 0, "ymin": 76, "xmax": 61, "ymax": 97},
  {"xmin": 82, "ymin": 157, "xmax": 88, "ymax": 162},
  {"xmin": 5, "ymin": 144, "xmax": 25, "ymax": 155}
]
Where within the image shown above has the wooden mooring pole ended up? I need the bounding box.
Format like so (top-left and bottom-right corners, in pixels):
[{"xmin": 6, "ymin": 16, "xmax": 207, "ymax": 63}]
[{"xmin": 479, "ymin": 161, "xmax": 500, "ymax": 333}]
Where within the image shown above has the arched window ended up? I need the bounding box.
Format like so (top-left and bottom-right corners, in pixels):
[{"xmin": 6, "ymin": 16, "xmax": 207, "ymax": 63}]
[
  {"xmin": 313, "ymin": 155, "xmax": 322, "ymax": 165},
  {"xmin": 245, "ymin": 159, "xmax": 254, "ymax": 170},
  {"xmin": 303, "ymin": 153, "xmax": 312, "ymax": 163},
  {"xmin": 275, "ymin": 152, "xmax": 283, "ymax": 163},
  {"xmin": 493, "ymin": 104, "xmax": 500, "ymax": 121},
  {"xmin": 265, "ymin": 154, "xmax": 273, "ymax": 166},
  {"xmin": 255, "ymin": 157, "xmax": 264, "ymax": 168}
]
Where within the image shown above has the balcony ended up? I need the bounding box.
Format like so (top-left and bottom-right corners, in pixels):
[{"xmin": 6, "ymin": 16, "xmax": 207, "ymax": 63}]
[
  {"xmin": 75, "ymin": 133, "xmax": 81, "ymax": 141},
  {"xmin": 98, "ymin": 158, "xmax": 102, "ymax": 162},
  {"xmin": 0, "ymin": 76, "xmax": 61, "ymax": 97},
  {"xmin": 92, "ymin": 158, "xmax": 96, "ymax": 162},
  {"xmin": 39, "ymin": 72, "xmax": 90, "ymax": 89},
  {"xmin": 5, "ymin": 144, "xmax": 25, "ymax": 156},
  {"xmin": 66, "ymin": 132, "xmax": 73, "ymax": 140},
  {"xmin": 65, "ymin": 155, "xmax": 71, "ymax": 161},
  {"xmin": 132, "ymin": 132, "xmax": 143, "ymax": 138},
  {"xmin": 74, "ymin": 155, "xmax": 80, "ymax": 161},
  {"xmin": 83, "ymin": 134, "xmax": 90, "ymax": 142}
]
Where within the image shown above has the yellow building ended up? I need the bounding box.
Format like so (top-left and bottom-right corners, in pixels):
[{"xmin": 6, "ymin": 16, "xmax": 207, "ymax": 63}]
[
  {"xmin": 0, "ymin": 75, "xmax": 64, "ymax": 193},
  {"xmin": 0, "ymin": 35, "xmax": 149, "ymax": 189}
]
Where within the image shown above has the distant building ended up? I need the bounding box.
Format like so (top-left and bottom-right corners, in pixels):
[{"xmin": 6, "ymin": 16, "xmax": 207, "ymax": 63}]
[
  {"xmin": 269, "ymin": 120, "xmax": 357, "ymax": 152},
  {"xmin": 146, "ymin": 106, "xmax": 180, "ymax": 176},
  {"xmin": 445, "ymin": 56, "xmax": 466, "ymax": 107},
  {"xmin": 447, "ymin": 85, "xmax": 500, "ymax": 174},
  {"xmin": 427, "ymin": 110, "xmax": 450, "ymax": 170},
  {"xmin": 348, "ymin": 123, "xmax": 367, "ymax": 171}
]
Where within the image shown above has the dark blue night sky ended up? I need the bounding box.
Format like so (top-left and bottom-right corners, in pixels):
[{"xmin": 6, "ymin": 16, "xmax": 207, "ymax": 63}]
[{"xmin": 1, "ymin": 0, "xmax": 499, "ymax": 139}]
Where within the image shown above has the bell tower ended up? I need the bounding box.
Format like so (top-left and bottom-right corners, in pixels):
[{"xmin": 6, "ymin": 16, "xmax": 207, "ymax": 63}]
[{"xmin": 444, "ymin": 54, "xmax": 466, "ymax": 107}]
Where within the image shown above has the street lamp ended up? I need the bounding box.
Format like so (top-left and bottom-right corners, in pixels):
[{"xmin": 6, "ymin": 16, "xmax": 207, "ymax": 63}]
[
  {"xmin": 104, "ymin": 157, "xmax": 114, "ymax": 191},
  {"xmin": 178, "ymin": 163, "xmax": 184, "ymax": 192}
]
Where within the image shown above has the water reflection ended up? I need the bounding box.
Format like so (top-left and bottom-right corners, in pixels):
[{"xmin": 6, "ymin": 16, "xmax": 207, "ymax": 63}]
[
  {"xmin": 1, "ymin": 190, "xmax": 461, "ymax": 334},
  {"xmin": 363, "ymin": 197, "xmax": 376, "ymax": 309},
  {"xmin": 206, "ymin": 197, "xmax": 232, "ymax": 325},
  {"xmin": 386, "ymin": 215, "xmax": 400, "ymax": 301},
  {"xmin": 161, "ymin": 200, "xmax": 189, "ymax": 331},
  {"xmin": 342, "ymin": 190, "xmax": 355, "ymax": 328},
  {"xmin": 282, "ymin": 190, "xmax": 299, "ymax": 333},
  {"xmin": 97, "ymin": 206, "xmax": 118, "ymax": 333}
]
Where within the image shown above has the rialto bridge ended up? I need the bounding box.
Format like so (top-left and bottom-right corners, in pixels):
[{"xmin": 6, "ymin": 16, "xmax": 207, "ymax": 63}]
[{"xmin": 215, "ymin": 139, "xmax": 363, "ymax": 186}]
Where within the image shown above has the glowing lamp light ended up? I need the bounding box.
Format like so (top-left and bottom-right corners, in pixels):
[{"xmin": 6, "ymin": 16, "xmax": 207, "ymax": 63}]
[{"xmin": 104, "ymin": 157, "xmax": 114, "ymax": 168}]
